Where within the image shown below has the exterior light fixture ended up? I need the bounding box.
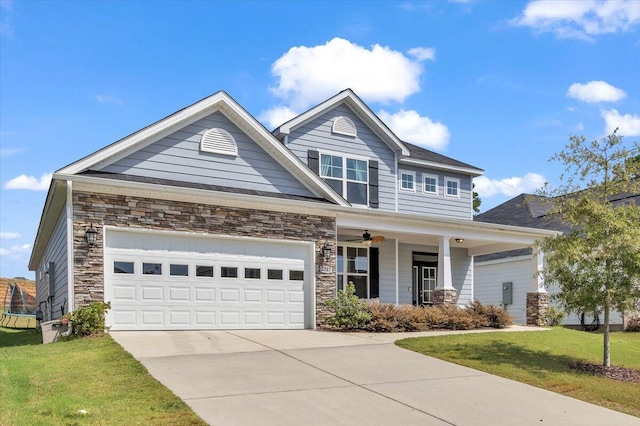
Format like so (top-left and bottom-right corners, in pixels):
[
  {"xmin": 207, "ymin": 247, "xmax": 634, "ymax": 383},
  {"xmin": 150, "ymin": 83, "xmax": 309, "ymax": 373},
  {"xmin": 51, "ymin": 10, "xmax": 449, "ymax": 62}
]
[
  {"xmin": 322, "ymin": 242, "xmax": 332, "ymax": 261},
  {"xmin": 85, "ymin": 223, "xmax": 98, "ymax": 247},
  {"xmin": 455, "ymin": 238, "xmax": 464, "ymax": 243}
]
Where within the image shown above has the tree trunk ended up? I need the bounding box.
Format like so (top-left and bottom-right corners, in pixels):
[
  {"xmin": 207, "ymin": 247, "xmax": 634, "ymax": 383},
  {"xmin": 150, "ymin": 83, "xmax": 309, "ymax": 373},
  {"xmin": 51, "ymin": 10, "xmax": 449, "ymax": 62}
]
[{"xmin": 603, "ymin": 302, "xmax": 610, "ymax": 367}]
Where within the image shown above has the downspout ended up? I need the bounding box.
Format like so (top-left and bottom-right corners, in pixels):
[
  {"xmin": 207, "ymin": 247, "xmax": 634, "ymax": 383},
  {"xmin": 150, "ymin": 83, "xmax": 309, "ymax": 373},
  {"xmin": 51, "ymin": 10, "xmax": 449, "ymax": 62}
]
[
  {"xmin": 395, "ymin": 238, "xmax": 399, "ymax": 305},
  {"xmin": 394, "ymin": 151, "xmax": 399, "ymax": 212},
  {"xmin": 66, "ymin": 180, "xmax": 75, "ymax": 313}
]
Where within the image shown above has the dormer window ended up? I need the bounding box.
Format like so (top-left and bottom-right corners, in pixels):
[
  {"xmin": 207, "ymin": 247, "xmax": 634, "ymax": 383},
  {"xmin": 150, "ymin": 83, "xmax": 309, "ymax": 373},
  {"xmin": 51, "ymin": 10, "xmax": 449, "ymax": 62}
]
[
  {"xmin": 332, "ymin": 116, "xmax": 357, "ymax": 137},
  {"xmin": 200, "ymin": 128, "xmax": 238, "ymax": 156}
]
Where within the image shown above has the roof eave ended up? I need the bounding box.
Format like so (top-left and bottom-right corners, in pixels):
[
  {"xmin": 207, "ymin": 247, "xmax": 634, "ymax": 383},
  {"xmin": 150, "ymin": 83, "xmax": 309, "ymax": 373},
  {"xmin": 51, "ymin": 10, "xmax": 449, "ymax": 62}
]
[{"xmin": 399, "ymin": 157, "xmax": 484, "ymax": 177}]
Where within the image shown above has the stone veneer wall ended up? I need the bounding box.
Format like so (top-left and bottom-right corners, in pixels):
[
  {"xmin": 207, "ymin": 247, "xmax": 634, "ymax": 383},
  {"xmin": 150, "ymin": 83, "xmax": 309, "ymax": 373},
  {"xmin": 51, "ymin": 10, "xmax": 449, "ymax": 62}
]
[
  {"xmin": 72, "ymin": 191, "xmax": 336, "ymax": 327},
  {"xmin": 526, "ymin": 292, "xmax": 550, "ymax": 326},
  {"xmin": 432, "ymin": 288, "xmax": 458, "ymax": 306}
]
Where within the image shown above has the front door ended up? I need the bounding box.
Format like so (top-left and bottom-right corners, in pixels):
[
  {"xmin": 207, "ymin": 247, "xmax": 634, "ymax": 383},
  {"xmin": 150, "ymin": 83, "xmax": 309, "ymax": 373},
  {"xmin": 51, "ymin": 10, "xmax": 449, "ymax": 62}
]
[{"xmin": 413, "ymin": 252, "xmax": 438, "ymax": 306}]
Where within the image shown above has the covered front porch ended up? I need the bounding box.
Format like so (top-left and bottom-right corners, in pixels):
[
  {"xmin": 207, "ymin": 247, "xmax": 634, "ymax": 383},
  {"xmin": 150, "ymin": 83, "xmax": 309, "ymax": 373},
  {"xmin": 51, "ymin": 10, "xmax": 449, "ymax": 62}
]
[{"xmin": 334, "ymin": 210, "xmax": 556, "ymax": 314}]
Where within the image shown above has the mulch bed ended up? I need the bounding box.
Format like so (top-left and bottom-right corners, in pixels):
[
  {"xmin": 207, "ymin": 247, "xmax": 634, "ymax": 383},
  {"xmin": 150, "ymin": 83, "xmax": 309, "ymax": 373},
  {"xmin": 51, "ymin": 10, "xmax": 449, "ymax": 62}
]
[{"xmin": 569, "ymin": 362, "xmax": 640, "ymax": 383}]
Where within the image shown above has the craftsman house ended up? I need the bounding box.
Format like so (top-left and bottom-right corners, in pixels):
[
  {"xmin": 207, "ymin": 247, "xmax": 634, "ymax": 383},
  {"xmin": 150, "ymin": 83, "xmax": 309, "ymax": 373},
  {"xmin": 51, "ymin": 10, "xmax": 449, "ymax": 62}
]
[{"xmin": 29, "ymin": 89, "xmax": 555, "ymax": 330}]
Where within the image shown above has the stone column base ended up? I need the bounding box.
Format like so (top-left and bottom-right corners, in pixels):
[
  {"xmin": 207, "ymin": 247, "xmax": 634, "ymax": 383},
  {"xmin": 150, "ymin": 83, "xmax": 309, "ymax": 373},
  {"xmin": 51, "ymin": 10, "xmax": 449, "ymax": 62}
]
[
  {"xmin": 526, "ymin": 292, "xmax": 550, "ymax": 326},
  {"xmin": 433, "ymin": 288, "xmax": 458, "ymax": 306}
]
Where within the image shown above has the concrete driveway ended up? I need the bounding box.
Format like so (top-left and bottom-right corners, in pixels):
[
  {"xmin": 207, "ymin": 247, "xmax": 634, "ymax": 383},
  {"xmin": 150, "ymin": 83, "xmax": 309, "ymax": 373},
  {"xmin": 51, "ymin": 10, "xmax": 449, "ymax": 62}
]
[{"xmin": 111, "ymin": 329, "xmax": 639, "ymax": 426}]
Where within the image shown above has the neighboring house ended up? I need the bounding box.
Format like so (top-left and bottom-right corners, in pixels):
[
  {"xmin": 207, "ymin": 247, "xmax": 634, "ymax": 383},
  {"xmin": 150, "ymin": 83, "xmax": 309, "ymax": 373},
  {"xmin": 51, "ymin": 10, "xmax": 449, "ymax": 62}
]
[
  {"xmin": 474, "ymin": 192, "xmax": 639, "ymax": 327},
  {"xmin": 29, "ymin": 89, "xmax": 555, "ymax": 331}
]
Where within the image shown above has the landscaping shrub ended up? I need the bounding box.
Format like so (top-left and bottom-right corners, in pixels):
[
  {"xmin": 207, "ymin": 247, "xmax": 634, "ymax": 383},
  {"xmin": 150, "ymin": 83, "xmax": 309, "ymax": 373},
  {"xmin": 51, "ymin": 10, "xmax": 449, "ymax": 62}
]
[
  {"xmin": 545, "ymin": 306, "xmax": 566, "ymax": 326},
  {"xmin": 63, "ymin": 301, "xmax": 111, "ymax": 337},
  {"xmin": 325, "ymin": 283, "xmax": 371, "ymax": 330},
  {"xmin": 366, "ymin": 302, "xmax": 399, "ymax": 332},
  {"xmin": 625, "ymin": 314, "xmax": 640, "ymax": 332}
]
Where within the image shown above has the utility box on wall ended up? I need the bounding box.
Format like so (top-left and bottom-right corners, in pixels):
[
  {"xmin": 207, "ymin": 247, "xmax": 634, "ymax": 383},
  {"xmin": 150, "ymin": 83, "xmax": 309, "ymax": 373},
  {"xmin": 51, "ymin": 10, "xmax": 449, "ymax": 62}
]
[{"xmin": 502, "ymin": 282, "xmax": 513, "ymax": 306}]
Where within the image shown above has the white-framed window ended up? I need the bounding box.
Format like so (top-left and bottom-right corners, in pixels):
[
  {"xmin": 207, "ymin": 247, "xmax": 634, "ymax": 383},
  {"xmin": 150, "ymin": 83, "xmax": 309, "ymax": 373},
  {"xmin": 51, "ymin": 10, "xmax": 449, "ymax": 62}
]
[
  {"xmin": 445, "ymin": 177, "xmax": 460, "ymax": 198},
  {"xmin": 399, "ymin": 170, "xmax": 416, "ymax": 192},
  {"xmin": 320, "ymin": 152, "xmax": 368, "ymax": 205},
  {"xmin": 337, "ymin": 245, "xmax": 369, "ymax": 298},
  {"xmin": 423, "ymin": 173, "xmax": 438, "ymax": 195}
]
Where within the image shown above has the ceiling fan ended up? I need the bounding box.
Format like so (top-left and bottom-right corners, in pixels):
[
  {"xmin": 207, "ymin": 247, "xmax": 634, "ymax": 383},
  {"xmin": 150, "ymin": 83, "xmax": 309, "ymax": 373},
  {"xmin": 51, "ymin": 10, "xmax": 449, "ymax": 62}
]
[{"xmin": 345, "ymin": 230, "xmax": 385, "ymax": 246}]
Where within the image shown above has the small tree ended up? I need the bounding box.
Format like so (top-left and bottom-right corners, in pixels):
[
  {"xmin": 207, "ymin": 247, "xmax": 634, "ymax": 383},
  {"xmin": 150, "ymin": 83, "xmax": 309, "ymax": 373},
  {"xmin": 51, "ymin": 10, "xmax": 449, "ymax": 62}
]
[{"xmin": 538, "ymin": 130, "xmax": 640, "ymax": 367}]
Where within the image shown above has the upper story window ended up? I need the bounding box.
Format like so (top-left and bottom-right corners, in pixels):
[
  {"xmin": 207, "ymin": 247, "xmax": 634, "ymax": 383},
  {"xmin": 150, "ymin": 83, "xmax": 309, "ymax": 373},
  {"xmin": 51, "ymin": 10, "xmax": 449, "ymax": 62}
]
[
  {"xmin": 200, "ymin": 128, "xmax": 238, "ymax": 156},
  {"xmin": 320, "ymin": 153, "xmax": 368, "ymax": 205},
  {"xmin": 332, "ymin": 116, "xmax": 357, "ymax": 137},
  {"xmin": 445, "ymin": 177, "xmax": 460, "ymax": 198},
  {"xmin": 423, "ymin": 174, "xmax": 438, "ymax": 195},
  {"xmin": 400, "ymin": 170, "xmax": 415, "ymax": 192}
]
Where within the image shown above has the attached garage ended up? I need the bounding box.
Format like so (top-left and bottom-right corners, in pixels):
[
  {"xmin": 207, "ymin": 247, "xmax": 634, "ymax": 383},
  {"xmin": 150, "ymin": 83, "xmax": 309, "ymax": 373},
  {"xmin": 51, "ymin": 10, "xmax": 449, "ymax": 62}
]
[{"xmin": 103, "ymin": 228, "xmax": 314, "ymax": 330}]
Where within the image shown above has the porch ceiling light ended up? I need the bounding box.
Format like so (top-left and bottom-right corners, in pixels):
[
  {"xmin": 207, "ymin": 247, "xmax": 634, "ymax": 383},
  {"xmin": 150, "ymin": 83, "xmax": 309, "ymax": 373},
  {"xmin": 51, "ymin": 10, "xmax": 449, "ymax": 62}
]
[
  {"xmin": 455, "ymin": 238, "xmax": 464, "ymax": 243},
  {"xmin": 322, "ymin": 242, "xmax": 332, "ymax": 261},
  {"xmin": 85, "ymin": 223, "xmax": 98, "ymax": 247}
]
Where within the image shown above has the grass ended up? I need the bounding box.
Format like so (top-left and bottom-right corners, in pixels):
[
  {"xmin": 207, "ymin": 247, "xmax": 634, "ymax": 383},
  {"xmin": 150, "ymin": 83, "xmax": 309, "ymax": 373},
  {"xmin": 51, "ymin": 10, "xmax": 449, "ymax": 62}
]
[
  {"xmin": 396, "ymin": 328, "xmax": 640, "ymax": 418},
  {"xmin": 0, "ymin": 327, "xmax": 206, "ymax": 425}
]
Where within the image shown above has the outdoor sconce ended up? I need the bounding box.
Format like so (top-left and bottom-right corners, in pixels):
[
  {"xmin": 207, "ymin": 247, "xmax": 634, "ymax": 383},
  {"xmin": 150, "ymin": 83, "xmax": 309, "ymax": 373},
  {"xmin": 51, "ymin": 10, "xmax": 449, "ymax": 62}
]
[
  {"xmin": 85, "ymin": 223, "xmax": 98, "ymax": 247},
  {"xmin": 322, "ymin": 242, "xmax": 332, "ymax": 261},
  {"xmin": 455, "ymin": 238, "xmax": 465, "ymax": 244}
]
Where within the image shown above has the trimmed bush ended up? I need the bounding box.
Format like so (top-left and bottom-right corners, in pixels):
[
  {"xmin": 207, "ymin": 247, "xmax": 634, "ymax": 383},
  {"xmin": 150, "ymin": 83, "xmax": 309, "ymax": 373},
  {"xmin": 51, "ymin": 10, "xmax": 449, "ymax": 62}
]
[
  {"xmin": 545, "ymin": 306, "xmax": 566, "ymax": 326},
  {"xmin": 63, "ymin": 301, "xmax": 111, "ymax": 337},
  {"xmin": 325, "ymin": 283, "xmax": 371, "ymax": 330}
]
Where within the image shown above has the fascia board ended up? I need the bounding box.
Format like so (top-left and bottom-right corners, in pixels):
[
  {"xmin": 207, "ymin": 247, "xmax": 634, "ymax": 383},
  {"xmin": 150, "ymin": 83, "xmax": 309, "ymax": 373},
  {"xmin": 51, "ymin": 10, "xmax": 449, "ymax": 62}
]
[
  {"xmin": 28, "ymin": 180, "xmax": 66, "ymax": 270},
  {"xmin": 274, "ymin": 90, "xmax": 410, "ymax": 156},
  {"xmin": 399, "ymin": 157, "xmax": 484, "ymax": 177},
  {"xmin": 56, "ymin": 173, "xmax": 342, "ymax": 216}
]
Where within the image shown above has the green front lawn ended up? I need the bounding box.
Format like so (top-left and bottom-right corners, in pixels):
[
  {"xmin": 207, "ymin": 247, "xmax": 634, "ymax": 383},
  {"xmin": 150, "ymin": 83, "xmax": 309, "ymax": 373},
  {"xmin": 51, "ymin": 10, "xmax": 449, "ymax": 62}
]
[
  {"xmin": 0, "ymin": 327, "xmax": 206, "ymax": 425},
  {"xmin": 397, "ymin": 328, "xmax": 640, "ymax": 418}
]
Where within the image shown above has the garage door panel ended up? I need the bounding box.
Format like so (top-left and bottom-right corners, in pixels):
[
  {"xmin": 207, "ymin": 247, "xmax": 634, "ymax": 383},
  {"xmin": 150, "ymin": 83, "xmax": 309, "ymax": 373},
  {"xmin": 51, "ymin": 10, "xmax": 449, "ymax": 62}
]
[
  {"xmin": 105, "ymin": 231, "xmax": 310, "ymax": 330},
  {"xmin": 141, "ymin": 286, "xmax": 163, "ymax": 301}
]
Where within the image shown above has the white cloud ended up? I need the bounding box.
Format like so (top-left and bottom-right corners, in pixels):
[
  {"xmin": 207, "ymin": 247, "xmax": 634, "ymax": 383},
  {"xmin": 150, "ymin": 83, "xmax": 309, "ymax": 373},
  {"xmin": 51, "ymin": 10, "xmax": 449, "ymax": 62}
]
[
  {"xmin": 4, "ymin": 172, "xmax": 52, "ymax": 191},
  {"xmin": 0, "ymin": 232, "xmax": 21, "ymax": 239},
  {"xmin": 407, "ymin": 47, "xmax": 436, "ymax": 61},
  {"xmin": 269, "ymin": 37, "xmax": 431, "ymax": 109},
  {"xmin": 0, "ymin": 243, "xmax": 31, "ymax": 257},
  {"xmin": 95, "ymin": 94, "xmax": 123, "ymax": 104},
  {"xmin": 567, "ymin": 81, "xmax": 626, "ymax": 103},
  {"xmin": 511, "ymin": 0, "xmax": 640, "ymax": 41},
  {"xmin": 473, "ymin": 173, "xmax": 547, "ymax": 198},
  {"xmin": 378, "ymin": 109, "xmax": 450, "ymax": 151},
  {"xmin": 601, "ymin": 109, "xmax": 640, "ymax": 136},
  {"xmin": 258, "ymin": 106, "xmax": 299, "ymax": 130}
]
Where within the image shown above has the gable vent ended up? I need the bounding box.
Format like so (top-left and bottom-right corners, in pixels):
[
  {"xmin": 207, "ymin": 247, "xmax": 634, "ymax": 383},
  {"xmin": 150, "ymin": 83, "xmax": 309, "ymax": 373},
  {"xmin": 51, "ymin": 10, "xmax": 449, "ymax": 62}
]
[
  {"xmin": 200, "ymin": 128, "xmax": 238, "ymax": 156},
  {"xmin": 332, "ymin": 116, "xmax": 357, "ymax": 137}
]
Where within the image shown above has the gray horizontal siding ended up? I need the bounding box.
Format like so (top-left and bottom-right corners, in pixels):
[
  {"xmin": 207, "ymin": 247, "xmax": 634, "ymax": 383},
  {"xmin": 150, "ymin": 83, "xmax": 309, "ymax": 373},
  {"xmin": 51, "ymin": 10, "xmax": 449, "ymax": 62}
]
[
  {"xmin": 100, "ymin": 112, "xmax": 315, "ymax": 198},
  {"xmin": 474, "ymin": 257, "xmax": 624, "ymax": 325},
  {"xmin": 398, "ymin": 166, "xmax": 472, "ymax": 220},
  {"xmin": 285, "ymin": 104, "xmax": 397, "ymax": 210},
  {"xmin": 36, "ymin": 208, "xmax": 68, "ymax": 321},
  {"xmin": 377, "ymin": 239, "xmax": 398, "ymax": 304}
]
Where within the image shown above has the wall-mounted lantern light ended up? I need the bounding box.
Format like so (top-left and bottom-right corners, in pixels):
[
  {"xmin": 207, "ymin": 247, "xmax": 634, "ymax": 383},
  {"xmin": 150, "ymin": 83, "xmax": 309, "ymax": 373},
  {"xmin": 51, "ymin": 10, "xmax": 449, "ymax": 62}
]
[
  {"xmin": 455, "ymin": 238, "xmax": 465, "ymax": 244},
  {"xmin": 85, "ymin": 223, "xmax": 98, "ymax": 247},
  {"xmin": 322, "ymin": 242, "xmax": 332, "ymax": 261}
]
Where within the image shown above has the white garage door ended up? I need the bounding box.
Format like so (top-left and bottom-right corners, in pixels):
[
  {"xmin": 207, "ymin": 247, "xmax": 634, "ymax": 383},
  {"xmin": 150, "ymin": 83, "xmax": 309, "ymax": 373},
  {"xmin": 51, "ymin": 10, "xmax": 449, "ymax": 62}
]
[{"xmin": 104, "ymin": 229, "xmax": 313, "ymax": 330}]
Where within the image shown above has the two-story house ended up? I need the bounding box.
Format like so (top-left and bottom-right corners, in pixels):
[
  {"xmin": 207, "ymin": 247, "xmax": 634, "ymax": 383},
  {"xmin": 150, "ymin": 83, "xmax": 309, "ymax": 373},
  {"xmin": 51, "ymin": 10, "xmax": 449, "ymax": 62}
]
[{"xmin": 29, "ymin": 89, "xmax": 555, "ymax": 331}]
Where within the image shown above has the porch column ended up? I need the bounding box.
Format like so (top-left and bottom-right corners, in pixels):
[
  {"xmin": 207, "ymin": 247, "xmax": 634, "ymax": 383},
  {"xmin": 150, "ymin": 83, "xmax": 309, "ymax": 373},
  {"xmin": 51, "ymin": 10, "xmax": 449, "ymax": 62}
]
[
  {"xmin": 434, "ymin": 236, "xmax": 457, "ymax": 305},
  {"xmin": 526, "ymin": 249, "xmax": 549, "ymax": 326}
]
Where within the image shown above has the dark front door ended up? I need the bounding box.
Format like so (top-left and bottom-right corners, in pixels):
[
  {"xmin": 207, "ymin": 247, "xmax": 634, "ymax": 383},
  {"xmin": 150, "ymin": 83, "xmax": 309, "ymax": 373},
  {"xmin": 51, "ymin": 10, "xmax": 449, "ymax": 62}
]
[{"xmin": 412, "ymin": 252, "xmax": 438, "ymax": 306}]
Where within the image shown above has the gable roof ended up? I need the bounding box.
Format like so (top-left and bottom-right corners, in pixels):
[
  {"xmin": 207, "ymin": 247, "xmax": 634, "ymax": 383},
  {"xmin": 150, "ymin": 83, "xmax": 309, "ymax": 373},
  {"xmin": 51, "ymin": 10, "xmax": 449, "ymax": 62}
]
[
  {"xmin": 400, "ymin": 142, "xmax": 484, "ymax": 176},
  {"xmin": 57, "ymin": 91, "xmax": 349, "ymax": 207},
  {"xmin": 272, "ymin": 89, "xmax": 411, "ymax": 156}
]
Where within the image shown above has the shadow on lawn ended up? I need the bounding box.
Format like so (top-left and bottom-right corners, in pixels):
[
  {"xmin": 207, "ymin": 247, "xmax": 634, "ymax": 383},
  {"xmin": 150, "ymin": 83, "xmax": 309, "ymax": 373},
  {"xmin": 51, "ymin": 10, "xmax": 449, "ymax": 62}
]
[
  {"xmin": 0, "ymin": 327, "xmax": 42, "ymax": 348},
  {"xmin": 429, "ymin": 340, "xmax": 581, "ymax": 379}
]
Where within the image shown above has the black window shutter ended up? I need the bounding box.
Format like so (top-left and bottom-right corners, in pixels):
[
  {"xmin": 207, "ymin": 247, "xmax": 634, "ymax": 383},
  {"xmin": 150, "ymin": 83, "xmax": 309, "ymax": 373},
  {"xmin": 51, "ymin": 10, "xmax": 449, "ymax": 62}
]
[
  {"xmin": 308, "ymin": 150, "xmax": 319, "ymax": 174},
  {"xmin": 369, "ymin": 247, "xmax": 379, "ymax": 298},
  {"xmin": 369, "ymin": 160, "xmax": 379, "ymax": 208}
]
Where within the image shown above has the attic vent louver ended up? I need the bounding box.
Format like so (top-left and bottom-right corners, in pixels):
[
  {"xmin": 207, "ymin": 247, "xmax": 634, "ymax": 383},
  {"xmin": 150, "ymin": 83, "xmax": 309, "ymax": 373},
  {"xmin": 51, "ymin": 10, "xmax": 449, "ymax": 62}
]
[
  {"xmin": 200, "ymin": 128, "xmax": 238, "ymax": 156},
  {"xmin": 332, "ymin": 116, "xmax": 357, "ymax": 137}
]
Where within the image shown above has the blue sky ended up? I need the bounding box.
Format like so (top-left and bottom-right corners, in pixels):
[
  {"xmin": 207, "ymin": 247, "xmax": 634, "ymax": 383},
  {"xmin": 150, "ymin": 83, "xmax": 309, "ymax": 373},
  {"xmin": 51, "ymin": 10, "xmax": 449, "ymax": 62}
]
[{"xmin": 1, "ymin": 0, "xmax": 639, "ymax": 279}]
